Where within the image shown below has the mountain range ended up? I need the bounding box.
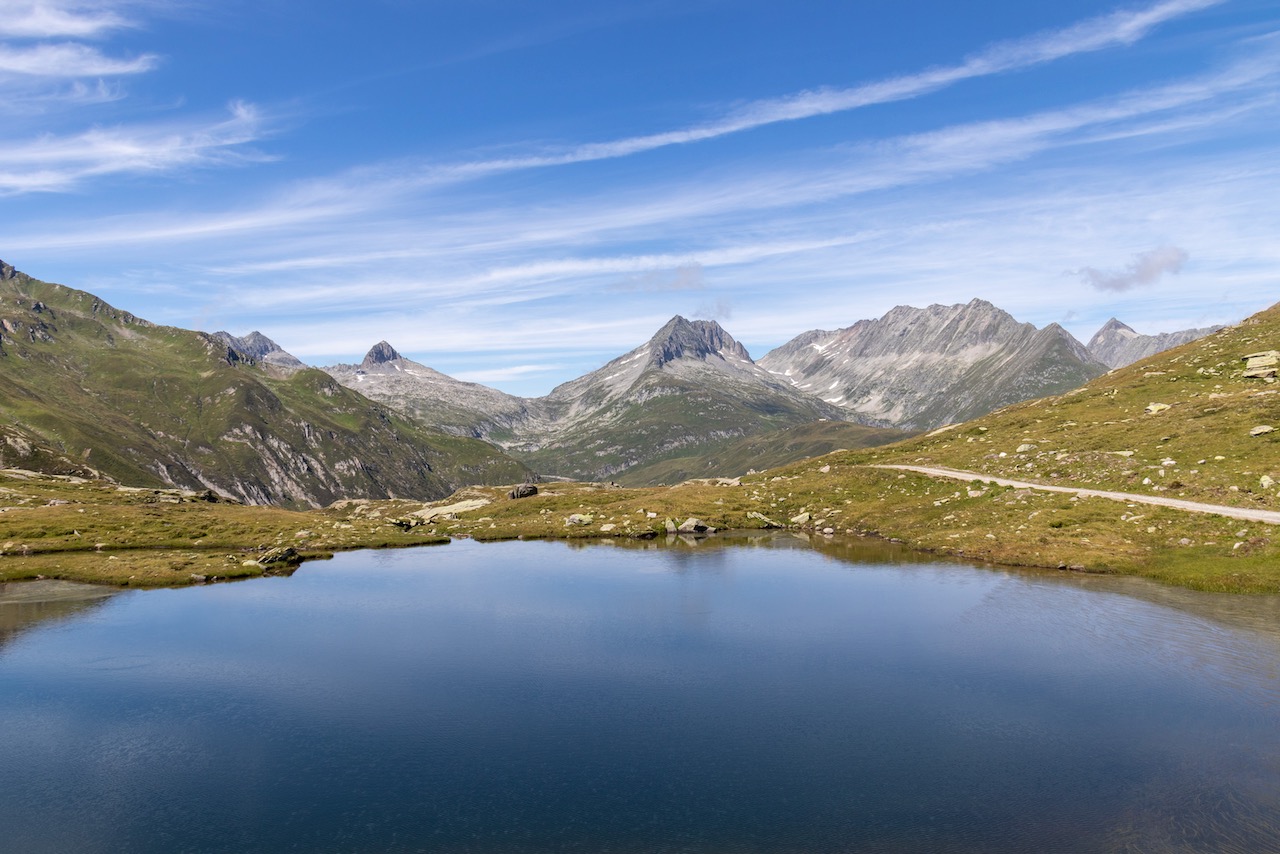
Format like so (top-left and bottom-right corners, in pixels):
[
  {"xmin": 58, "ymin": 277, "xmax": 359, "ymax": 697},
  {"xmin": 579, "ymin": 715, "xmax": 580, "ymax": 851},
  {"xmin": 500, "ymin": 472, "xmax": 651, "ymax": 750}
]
[
  {"xmin": 320, "ymin": 301, "xmax": 1218, "ymax": 482},
  {"xmin": 0, "ymin": 261, "xmax": 530, "ymax": 507},
  {"xmin": 0, "ymin": 259, "xmax": 1224, "ymax": 499}
]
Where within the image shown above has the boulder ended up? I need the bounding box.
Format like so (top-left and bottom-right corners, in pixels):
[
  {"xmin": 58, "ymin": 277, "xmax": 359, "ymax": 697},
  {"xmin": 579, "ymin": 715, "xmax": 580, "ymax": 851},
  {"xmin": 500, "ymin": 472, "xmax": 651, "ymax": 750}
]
[
  {"xmin": 565, "ymin": 513, "xmax": 593, "ymax": 526},
  {"xmin": 677, "ymin": 517, "xmax": 714, "ymax": 533},
  {"xmin": 1251, "ymin": 425, "xmax": 1275, "ymax": 437},
  {"xmin": 508, "ymin": 484, "xmax": 538, "ymax": 500},
  {"xmin": 1242, "ymin": 350, "xmax": 1279, "ymax": 378},
  {"xmin": 1144, "ymin": 403, "xmax": 1170, "ymax": 415},
  {"xmin": 256, "ymin": 546, "xmax": 299, "ymax": 566},
  {"xmin": 790, "ymin": 511, "xmax": 811, "ymax": 525},
  {"xmin": 747, "ymin": 511, "xmax": 781, "ymax": 528}
]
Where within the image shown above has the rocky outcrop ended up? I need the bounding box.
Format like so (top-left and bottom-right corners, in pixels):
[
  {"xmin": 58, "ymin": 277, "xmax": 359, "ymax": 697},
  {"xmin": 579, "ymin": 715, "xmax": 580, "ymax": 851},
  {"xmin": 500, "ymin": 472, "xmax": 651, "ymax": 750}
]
[
  {"xmin": 1086, "ymin": 318, "xmax": 1222, "ymax": 369},
  {"xmin": 1241, "ymin": 350, "xmax": 1278, "ymax": 379},
  {"xmin": 211, "ymin": 330, "xmax": 306, "ymax": 374}
]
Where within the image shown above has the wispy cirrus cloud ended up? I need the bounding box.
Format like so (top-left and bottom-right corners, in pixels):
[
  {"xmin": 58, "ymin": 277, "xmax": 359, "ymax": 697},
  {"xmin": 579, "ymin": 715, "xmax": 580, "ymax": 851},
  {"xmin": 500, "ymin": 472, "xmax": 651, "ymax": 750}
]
[
  {"xmin": 0, "ymin": 41, "xmax": 156, "ymax": 76},
  {"xmin": 414, "ymin": 0, "xmax": 1226, "ymax": 183},
  {"xmin": 0, "ymin": 99, "xmax": 270, "ymax": 194},
  {"xmin": 6, "ymin": 35, "xmax": 1275, "ymax": 245},
  {"xmin": 0, "ymin": 1, "xmax": 134, "ymax": 39}
]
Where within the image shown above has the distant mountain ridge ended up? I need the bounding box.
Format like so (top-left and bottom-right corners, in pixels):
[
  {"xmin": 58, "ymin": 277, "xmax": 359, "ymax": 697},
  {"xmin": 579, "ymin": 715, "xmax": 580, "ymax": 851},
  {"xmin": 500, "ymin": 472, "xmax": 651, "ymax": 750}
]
[
  {"xmin": 323, "ymin": 304, "xmax": 1126, "ymax": 482},
  {"xmin": 1086, "ymin": 318, "xmax": 1223, "ymax": 368},
  {"xmin": 324, "ymin": 316, "xmax": 859, "ymax": 483},
  {"xmin": 757, "ymin": 299, "xmax": 1109, "ymax": 431}
]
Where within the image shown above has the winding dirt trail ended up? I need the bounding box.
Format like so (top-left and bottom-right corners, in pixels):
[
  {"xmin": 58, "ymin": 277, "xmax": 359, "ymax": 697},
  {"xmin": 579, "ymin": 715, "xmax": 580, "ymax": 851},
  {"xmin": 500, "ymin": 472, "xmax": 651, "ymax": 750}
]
[{"xmin": 871, "ymin": 465, "xmax": 1280, "ymax": 526}]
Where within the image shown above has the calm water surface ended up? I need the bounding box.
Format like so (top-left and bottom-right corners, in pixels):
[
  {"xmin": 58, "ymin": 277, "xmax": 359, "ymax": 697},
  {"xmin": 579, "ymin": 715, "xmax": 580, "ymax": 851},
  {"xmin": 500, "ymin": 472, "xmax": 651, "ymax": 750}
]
[{"xmin": 2, "ymin": 534, "xmax": 1279, "ymax": 853}]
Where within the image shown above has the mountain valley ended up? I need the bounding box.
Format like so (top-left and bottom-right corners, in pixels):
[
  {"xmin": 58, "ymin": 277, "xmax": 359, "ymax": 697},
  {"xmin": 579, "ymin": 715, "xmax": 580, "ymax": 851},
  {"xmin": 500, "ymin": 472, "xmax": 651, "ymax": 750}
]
[{"xmin": 0, "ymin": 257, "xmax": 1272, "ymax": 593}]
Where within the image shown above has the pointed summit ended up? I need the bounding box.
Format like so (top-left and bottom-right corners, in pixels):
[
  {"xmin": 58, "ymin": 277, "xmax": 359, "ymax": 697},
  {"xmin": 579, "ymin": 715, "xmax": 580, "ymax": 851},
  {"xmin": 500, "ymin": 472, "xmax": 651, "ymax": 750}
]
[
  {"xmin": 1087, "ymin": 318, "xmax": 1138, "ymax": 349},
  {"xmin": 646, "ymin": 315, "xmax": 751, "ymax": 368},
  {"xmin": 362, "ymin": 341, "xmax": 402, "ymax": 368},
  {"xmin": 1086, "ymin": 318, "xmax": 1221, "ymax": 368}
]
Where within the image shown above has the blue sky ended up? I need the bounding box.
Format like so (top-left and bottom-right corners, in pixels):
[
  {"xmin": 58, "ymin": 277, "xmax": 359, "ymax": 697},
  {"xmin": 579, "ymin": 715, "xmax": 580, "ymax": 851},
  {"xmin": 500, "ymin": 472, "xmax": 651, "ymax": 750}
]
[{"xmin": 2, "ymin": 0, "xmax": 1278, "ymax": 395}]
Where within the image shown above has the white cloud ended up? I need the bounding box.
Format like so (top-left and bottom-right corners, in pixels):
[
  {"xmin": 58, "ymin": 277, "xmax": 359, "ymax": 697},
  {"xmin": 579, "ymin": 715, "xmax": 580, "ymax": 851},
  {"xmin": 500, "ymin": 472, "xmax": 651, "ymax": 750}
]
[
  {"xmin": 1072, "ymin": 245, "xmax": 1190, "ymax": 291},
  {"xmin": 450, "ymin": 364, "xmax": 570, "ymax": 384},
  {"xmin": 0, "ymin": 41, "xmax": 156, "ymax": 76},
  {"xmin": 0, "ymin": 1, "xmax": 133, "ymax": 39},
  {"xmin": 0, "ymin": 100, "xmax": 270, "ymax": 193}
]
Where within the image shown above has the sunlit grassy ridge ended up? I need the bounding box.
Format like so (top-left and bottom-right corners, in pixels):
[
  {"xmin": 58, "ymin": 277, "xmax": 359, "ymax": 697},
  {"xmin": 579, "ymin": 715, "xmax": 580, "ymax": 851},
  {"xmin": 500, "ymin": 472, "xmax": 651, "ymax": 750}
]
[{"xmin": 0, "ymin": 269, "xmax": 531, "ymax": 507}]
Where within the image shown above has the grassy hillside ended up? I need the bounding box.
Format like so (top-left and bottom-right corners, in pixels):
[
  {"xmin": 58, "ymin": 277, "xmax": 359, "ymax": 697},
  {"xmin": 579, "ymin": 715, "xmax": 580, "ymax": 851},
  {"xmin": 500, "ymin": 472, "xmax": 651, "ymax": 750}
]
[
  {"xmin": 518, "ymin": 370, "xmax": 848, "ymax": 481},
  {"xmin": 0, "ymin": 266, "xmax": 530, "ymax": 506},
  {"xmin": 618, "ymin": 420, "xmax": 911, "ymax": 485}
]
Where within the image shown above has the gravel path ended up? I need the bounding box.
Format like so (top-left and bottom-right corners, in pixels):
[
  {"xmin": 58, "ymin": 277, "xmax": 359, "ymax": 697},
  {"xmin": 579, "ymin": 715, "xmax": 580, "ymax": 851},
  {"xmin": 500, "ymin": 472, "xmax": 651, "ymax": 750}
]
[{"xmin": 871, "ymin": 465, "xmax": 1280, "ymax": 526}]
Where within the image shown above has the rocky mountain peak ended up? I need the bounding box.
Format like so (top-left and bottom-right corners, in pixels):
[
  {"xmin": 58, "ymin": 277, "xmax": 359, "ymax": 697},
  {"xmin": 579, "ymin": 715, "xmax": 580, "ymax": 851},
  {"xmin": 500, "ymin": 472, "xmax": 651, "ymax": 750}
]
[
  {"xmin": 1086, "ymin": 317, "xmax": 1222, "ymax": 369},
  {"xmin": 361, "ymin": 341, "xmax": 402, "ymax": 368},
  {"xmin": 213, "ymin": 330, "xmax": 284, "ymax": 360},
  {"xmin": 0, "ymin": 259, "xmax": 17, "ymax": 281},
  {"xmin": 646, "ymin": 315, "xmax": 751, "ymax": 369},
  {"xmin": 1089, "ymin": 318, "xmax": 1139, "ymax": 346},
  {"xmin": 211, "ymin": 330, "xmax": 306, "ymax": 373}
]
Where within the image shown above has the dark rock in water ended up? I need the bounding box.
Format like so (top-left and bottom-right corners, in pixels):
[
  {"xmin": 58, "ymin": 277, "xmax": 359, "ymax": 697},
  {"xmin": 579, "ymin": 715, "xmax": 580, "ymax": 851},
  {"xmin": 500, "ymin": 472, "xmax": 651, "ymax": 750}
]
[
  {"xmin": 509, "ymin": 484, "xmax": 538, "ymax": 499},
  {"xmin": 257, "ymin": 546, "xmax": 299, "ymax": 566}
]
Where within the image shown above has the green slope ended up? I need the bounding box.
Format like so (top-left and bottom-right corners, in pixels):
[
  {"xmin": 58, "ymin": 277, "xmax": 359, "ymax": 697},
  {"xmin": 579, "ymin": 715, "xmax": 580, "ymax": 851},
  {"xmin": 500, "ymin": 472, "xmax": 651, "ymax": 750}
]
[
  {"xmin": 0, "ymin": 265, "xmax": 530, "ymax": 506},
  {"xmin": 517, "ymin": 370, "xmax": 848, "ymax": 481},
  {"xmin": 617, "ymin": 419, "xmax": 912, "ymax": 485}
]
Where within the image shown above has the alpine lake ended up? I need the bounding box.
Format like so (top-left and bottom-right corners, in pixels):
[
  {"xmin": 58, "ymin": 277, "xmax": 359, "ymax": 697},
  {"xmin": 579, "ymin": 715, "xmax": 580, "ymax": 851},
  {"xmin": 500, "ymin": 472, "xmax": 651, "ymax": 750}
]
[{"xmin": 2, "ymin": 532, "xmax": 1278, "ymax": 853}]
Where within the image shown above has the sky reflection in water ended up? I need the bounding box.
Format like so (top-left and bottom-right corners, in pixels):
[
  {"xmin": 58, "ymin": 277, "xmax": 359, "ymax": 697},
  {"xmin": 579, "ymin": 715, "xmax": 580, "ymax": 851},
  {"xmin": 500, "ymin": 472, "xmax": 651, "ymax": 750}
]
[{"xmin": 1, "ymin": 535, "xmax": 1278, "ymax": 853}]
